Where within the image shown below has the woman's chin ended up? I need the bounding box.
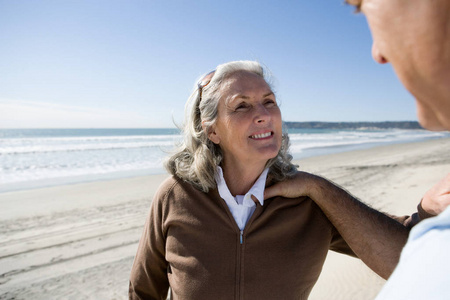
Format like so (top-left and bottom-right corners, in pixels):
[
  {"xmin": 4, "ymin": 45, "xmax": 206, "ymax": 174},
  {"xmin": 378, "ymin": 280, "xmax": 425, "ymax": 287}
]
[{"xmin": 254, "ymin": 148, "xmax": 280, "ymax": 164}]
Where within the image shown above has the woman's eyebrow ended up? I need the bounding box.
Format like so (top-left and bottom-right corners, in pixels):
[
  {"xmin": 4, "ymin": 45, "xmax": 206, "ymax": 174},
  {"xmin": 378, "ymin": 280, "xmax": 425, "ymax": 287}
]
[
  {"xmin": 231, "ymin": 91, "xmax": 274, "ymax": 101},
  {"xmin": 231, "ymin": 94, "xmax": 250, "ymax": 101}
]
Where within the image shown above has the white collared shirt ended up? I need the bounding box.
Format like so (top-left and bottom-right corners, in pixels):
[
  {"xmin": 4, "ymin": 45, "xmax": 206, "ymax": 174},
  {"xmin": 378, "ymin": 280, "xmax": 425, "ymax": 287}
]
[{"xmin": 215, "ymin": 166, "xmax": 269, "ymax": 231}]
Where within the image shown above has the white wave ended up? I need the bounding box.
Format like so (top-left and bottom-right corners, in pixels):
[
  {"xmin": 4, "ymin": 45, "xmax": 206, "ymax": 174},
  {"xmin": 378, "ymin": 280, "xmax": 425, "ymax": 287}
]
[
  {"xmin": 287, "ymin": 129, "xmax": 448, "ymax": 158},
  {"xmin": 0, "ymin": 141, "xmax": 179, "ymax": 155},
  {"xmin": 0, "ymin": 159, "xmax": 165, "ymax": 185},
  {"xmin": 0, "ymin": 135, "xmax": 183, "ymax": 155},
  {"xmin": 1, "ymin": 134, "xmax": 181, "ymax": 143}
]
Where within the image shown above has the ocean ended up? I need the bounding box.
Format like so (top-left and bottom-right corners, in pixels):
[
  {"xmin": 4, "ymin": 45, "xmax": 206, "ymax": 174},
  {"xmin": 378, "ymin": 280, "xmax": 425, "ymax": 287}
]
[{"xmin": 1, "ymin": 128, "xmax": 448, "ymax": 193}]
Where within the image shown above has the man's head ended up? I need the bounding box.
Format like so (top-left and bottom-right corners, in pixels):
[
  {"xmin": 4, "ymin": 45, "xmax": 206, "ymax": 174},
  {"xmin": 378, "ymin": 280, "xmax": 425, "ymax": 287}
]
[{"xmin": 346, "ymin": 0, "xmax": 450, "ymax": 131}]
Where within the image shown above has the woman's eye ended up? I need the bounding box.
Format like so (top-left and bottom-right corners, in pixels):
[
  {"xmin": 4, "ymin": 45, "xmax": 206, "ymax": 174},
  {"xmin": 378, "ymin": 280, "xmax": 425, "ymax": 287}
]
[
  {"xmin": 235, "ymin": 103, "xmax": 248, "ymax": 111},
  {"xmin": 264, "ymin": 100, "xmax": 277, "ymax": 107}
]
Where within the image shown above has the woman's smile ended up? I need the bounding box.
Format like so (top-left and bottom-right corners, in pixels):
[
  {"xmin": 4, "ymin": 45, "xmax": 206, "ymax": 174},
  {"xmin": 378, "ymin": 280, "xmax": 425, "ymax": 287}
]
[{"xmin": 249, "ymin": 131, "xmax": 273, "ymax": 139}]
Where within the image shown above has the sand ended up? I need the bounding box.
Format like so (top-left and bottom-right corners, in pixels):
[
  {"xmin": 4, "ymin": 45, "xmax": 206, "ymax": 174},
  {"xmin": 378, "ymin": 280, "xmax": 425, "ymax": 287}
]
[{"xmin": 1, "ymin": 137, "xmax": 449, "ymax": 300}]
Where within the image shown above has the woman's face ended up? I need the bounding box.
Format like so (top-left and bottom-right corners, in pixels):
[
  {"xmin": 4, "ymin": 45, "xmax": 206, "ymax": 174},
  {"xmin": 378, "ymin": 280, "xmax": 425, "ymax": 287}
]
[{"xmin": 208, "ymin": 71, "xmax": 282, "ymax": 171}]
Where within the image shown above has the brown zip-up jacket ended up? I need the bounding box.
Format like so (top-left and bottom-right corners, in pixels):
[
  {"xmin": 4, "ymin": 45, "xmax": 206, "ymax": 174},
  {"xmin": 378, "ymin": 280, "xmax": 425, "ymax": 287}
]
[{"xmin": 129, "ymin": 176, "xmax": 359, "ymax": 300}]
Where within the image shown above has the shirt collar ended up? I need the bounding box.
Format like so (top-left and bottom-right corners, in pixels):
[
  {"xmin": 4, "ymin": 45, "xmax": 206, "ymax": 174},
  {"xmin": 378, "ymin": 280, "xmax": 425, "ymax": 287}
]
[{"xmin": 215, "ymin": 166, "xmax": 268, "ymax": 207}]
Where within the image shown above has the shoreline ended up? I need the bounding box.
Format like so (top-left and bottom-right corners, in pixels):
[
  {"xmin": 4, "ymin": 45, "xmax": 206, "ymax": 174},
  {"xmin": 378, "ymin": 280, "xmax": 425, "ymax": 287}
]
[
  {"xmin": 2, "ymin": 132, "xmax": 448, "ymax": 195},
  {"xmin": 1, "ymin": 137, "xmax": 449, "ymax": 299}
]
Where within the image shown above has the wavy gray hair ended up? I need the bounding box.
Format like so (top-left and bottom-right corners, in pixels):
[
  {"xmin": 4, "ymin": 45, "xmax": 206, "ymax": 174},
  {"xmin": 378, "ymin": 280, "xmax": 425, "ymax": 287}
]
[{"xmin": 165, "ymin": 60, "xmax": 297, "ymax": 192}]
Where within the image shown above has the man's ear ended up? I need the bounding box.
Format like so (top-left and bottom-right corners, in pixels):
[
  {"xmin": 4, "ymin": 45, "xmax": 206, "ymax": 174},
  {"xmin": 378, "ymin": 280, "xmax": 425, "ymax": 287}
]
[{"xmin": 202, "ymin": 121, "xmax": 220, "ymax": 144}]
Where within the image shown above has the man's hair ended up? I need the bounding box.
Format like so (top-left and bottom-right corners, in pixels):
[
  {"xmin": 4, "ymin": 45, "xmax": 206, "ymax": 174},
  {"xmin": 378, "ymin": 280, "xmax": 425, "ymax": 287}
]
[
  {"xmin": 345, "ymin": 0, "xmax": 362, "ymax": 12},
  {"xmin": 165, "ymin": 60, "xmax": 297, "ymax": 192}
]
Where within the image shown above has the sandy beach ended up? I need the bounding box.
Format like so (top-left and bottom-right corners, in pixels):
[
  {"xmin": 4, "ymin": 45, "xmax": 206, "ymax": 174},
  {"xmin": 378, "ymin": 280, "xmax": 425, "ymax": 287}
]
[{"xmin": 1, "ymin": 137, "xmax": 449, "ymax": 300}]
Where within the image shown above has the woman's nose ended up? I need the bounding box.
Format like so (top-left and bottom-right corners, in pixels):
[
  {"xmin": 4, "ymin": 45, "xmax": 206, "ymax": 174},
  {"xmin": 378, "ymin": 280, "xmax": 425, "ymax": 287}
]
[{"xmin": 254, "ymin": 105, "xmax": 271, "ymax": 123}]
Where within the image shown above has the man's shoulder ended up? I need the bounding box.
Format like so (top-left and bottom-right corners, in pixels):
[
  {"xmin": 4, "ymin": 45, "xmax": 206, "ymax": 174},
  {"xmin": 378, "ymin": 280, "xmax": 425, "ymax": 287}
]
[{"xmin": 410, "ymin": 205, "xmax": 450, "ymax": 241}]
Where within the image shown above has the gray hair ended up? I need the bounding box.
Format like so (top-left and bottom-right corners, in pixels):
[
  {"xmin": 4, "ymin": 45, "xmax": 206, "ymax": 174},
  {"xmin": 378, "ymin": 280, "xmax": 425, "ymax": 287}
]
[{"xmin": 165, "ymin": 60, "xmax": 297, "ymax": 192}]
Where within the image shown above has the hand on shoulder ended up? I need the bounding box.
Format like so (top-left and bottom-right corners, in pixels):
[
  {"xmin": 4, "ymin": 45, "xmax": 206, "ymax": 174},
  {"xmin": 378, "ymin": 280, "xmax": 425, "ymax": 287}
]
[{"xmin": 264, "ymin": 171, "xmax": 326, "ymax": 200}]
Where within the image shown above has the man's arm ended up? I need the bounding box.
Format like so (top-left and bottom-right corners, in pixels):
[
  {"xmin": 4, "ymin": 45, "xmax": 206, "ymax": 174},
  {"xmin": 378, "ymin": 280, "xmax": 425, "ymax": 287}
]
[{"xmin": 265, "ymin": 171, "xmax": 409, "ymax": 279}]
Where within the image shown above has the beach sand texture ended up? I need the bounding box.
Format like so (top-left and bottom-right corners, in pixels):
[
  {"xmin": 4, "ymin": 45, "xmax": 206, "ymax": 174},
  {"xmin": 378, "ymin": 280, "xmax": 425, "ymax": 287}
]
[{"xmin": 1, "ymin": 138, "xmax": 449, "ymax": 299}]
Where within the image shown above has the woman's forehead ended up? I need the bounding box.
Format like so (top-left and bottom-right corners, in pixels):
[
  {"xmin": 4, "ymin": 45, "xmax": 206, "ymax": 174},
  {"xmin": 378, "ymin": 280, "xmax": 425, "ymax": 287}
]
[
  {"xmin": 219, "ymin": 78, "xmax": 274, "ymax": 107},
  {"xmin": 222, "ymin": 71, "xmax": 270, "ymax": 91}
]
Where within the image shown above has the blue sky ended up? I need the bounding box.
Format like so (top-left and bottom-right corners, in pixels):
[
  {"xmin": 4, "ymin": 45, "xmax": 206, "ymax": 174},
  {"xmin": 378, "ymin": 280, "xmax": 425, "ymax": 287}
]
[{"xmin": 0, "ymin": 0, "xmax": 416, "ymax": 128}]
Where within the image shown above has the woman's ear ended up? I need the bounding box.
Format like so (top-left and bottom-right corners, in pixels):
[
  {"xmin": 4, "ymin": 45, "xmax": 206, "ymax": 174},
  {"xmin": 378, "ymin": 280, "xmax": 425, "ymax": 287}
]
[
  {"xmin": 209, "ymin": 130, "xmax": 220, "ymax": 144},
  {"xmin": 202, "ymin": 121, "xmax": 220, "ymax": 144}
]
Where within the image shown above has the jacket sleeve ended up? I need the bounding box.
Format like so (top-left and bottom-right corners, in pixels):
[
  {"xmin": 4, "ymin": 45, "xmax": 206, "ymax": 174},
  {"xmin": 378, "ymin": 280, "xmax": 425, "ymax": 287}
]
[
  {"xmin": 129, "ymin": 184, "xmax": 170, "ymax": 300},
  {"xmin": 329, "ymin": 226, "xmax": 357, "ymax": 257}
]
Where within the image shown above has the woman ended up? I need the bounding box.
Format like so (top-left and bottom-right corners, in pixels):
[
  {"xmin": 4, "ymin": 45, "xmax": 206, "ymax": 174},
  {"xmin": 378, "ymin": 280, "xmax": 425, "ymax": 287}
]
[{"xmin": 129, "ymin": 61, "xmax": 354, "ymax": 299}]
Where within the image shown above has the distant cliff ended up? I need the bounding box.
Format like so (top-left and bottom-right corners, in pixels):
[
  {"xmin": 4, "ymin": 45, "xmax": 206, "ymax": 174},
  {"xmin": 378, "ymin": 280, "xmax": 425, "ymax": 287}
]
[{"xmin": 284, "ymin": 121, "xmax": 423, "ymax": 130}]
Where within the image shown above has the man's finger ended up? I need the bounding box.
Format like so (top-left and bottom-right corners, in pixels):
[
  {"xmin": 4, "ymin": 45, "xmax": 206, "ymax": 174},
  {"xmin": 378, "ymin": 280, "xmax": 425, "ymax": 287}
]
[{"xmin": 264, "ymin": 186, "xmax": 277, "ymax": 200}]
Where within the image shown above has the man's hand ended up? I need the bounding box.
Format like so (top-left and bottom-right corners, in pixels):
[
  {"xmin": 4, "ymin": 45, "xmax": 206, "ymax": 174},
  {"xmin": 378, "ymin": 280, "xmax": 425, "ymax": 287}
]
[
  {"xmin": 265, "ymin": 171, "xmax": 317, "ymax": 200},
  {"xmin": 422, "ymin": 173, "xmax": 450, "ymax": 215}
]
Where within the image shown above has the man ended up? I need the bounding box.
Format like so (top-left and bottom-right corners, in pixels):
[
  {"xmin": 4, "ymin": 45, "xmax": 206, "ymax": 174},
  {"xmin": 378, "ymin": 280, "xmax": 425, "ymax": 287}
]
[
  {"xmin": 265, "ymin": 0, "xmax": 450, "ymax": 297},
  {"xmin": 347, "ymin": 0, "xmax": 450, "ymax": 298}
]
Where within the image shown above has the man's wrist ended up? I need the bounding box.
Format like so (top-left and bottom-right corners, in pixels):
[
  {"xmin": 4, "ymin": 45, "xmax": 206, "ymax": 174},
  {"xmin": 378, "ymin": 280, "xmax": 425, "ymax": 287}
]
[{"xmin": 418, "ymin": 199, "xmax": 436, "ymax": 220}]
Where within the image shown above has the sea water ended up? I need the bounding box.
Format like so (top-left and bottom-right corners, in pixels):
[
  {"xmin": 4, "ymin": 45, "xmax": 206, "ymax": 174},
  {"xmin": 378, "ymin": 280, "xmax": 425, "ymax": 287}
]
[{"xmin": 0, "ymin": 128, "xmax": 448, "ymax": 193}]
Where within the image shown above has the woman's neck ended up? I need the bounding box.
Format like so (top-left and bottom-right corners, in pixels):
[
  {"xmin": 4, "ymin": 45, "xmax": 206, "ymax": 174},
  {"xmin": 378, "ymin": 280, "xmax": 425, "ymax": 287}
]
[{"xmin": 221, "ymin": 159, "xmax": 266, "ymax": 196}]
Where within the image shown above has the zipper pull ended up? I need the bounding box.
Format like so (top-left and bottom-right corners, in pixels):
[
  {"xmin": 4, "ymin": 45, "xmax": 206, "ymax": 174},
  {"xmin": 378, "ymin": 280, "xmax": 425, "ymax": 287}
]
[{"xmin": 240, "ymin": 231, "xmax": 243, "ymax": 244}]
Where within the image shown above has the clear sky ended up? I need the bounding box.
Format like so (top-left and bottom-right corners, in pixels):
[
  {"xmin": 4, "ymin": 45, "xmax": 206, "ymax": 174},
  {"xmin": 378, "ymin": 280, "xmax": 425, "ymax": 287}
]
[{"xmin": 0, "ymin": 0, "xmax": 417, "ymax": 128}]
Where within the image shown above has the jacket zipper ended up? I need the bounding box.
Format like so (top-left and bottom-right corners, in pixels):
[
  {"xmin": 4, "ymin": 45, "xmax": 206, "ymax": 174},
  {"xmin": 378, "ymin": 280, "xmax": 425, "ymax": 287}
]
[
  {"xmin": 237, "ymin": 206, "xmax": 263, "ymax": 300},
  {"xmin": 236, "ymin": 230, "xmax": 243, "ymax": 300},
  {"xmin": 218, "ymin": 204, "xmax": 261, "ymax": 300}
]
